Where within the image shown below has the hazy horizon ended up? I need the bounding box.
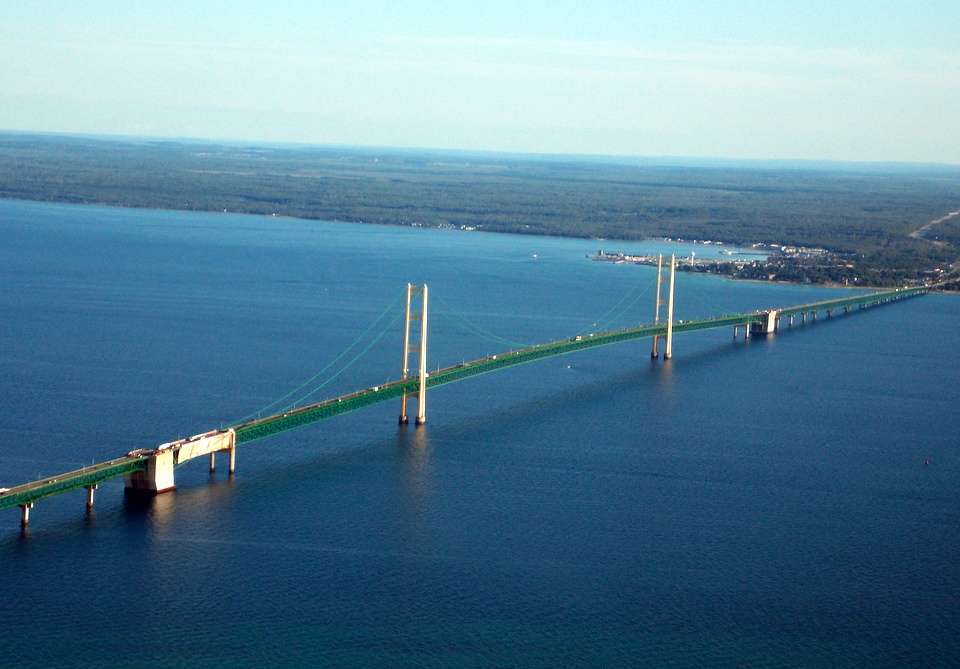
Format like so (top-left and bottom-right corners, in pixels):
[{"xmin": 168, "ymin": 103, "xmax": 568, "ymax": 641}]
[
  {"xmin": 3, "ymin": 1, "xmax": 959, "ymax": 164},
  {"xmin": 8, "ymin": 128, "xmax": 960, "ymax": 171}
]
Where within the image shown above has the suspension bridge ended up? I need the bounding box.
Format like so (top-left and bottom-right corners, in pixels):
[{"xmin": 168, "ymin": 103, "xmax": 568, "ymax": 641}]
[{"xmin": 0, "ymin": 255, "xmax": 933, "ymax": 529}]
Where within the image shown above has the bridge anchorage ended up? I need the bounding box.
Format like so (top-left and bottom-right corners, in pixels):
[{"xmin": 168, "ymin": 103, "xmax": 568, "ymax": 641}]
[
  {"xmin": 0, "ymin": 274, "xmax": 933, "ymax": 530},
  {"xmin": 122, "ymin": 429, "xmax": 238, "ymax": 497}
]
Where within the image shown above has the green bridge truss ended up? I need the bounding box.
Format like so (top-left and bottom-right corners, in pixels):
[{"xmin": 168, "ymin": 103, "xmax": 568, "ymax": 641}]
[
  {"xmin": 0, "ymin": 285, "xmax": 928, "ymax": 511},
  {"xmin": 0, "ymin": 458, "xmax": 147, "ymax": 510}
]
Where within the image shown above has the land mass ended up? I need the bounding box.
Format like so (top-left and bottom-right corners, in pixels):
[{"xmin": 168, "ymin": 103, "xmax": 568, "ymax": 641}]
[{"xmin": 2, "ymin": 132, "xmax": 959, "ymax": 287}]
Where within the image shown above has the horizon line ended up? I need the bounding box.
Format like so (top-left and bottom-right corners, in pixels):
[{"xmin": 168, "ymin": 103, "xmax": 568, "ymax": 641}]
[{"xmin": 3, "ymin": 127, "xmax": 959, "ymax": 171}]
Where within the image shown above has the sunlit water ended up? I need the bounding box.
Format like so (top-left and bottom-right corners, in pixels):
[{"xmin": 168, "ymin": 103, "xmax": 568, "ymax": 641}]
[{"xmin": 1, "ymin": 200, "xmax": 958, "ymax": 667}]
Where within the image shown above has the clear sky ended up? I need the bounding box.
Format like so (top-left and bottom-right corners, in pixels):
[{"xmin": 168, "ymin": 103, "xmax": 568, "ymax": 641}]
[{"xmin": 2, "ymin": 1, "xmax": 958, "ymax": 162}]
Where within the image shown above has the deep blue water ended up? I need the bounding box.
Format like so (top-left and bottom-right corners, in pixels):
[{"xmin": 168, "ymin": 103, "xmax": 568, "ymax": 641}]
[{"xmin": 1, "ymin": 199, "xmax": 958, "ymax": 667}]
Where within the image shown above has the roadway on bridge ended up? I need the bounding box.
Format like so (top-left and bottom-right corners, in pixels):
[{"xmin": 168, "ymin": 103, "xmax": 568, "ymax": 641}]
[{"xmin": 0, "ymin": 285, "xmax": 928, "ymax": 514}]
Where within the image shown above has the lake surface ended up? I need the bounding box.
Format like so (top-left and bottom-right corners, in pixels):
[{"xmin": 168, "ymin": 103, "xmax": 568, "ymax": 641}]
[{"xmin": 1, "ymin": 199, "xmax": 958, "ymax": 668}]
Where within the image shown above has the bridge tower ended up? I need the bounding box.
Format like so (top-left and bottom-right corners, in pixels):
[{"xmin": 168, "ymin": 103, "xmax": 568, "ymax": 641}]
[
  {"xmin": 399, "ymin": 283, "xmax": 429, "ymax": 426},
  {"xmin": 664, "ymin": 254, "xmax": 677, "ymax": 360},
  {"xmin": 651, "ymin": 254, "xmax": 664, "ymax": 358}
]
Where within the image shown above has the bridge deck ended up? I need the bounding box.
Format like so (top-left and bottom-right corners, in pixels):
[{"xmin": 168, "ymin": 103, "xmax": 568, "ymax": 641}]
[
  {"xmin": 0, "ymin": 457, "xmax": 147, "ymax": 510},
  {"xmin": 776, "ymin": 286, "xmax": 923, "ymax": 316},
  {"xmin": 0, "ymin": 285, "xmax": 928, "ymax": 511}
]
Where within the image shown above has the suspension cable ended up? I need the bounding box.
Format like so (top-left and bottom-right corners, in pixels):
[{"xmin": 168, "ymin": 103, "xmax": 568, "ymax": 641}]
[
  {"xmin": 581, "ymin": 282, "xmax": 641, "ymax": 332},
  {"xmin": 281, "ymin": 312, "xmax": 404, "ymax": 410},
  {"xmin": 600, "ymin": 280, "xmax": 655, "ymax": 329},
  {"xmin": 432, "ymin": 294, "xmax": 529, "ymax": 349},
  {"xmin": 229, "ymin": 293, "xmax": 402, "ymax": 423},
  {"xmin": 585, "ymin": 275, "xmax": 655, "ymax": 332}
]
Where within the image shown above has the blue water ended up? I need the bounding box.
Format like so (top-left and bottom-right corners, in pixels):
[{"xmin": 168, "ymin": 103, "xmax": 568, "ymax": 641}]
[{"xmin": 1, "ymin": 199, "xmax": 958, "ymax": 667}]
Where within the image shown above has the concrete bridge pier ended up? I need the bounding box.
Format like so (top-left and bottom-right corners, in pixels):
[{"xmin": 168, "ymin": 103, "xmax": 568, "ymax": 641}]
[
  {"xmin": 209, "ymin": 448, "xmax": 235, "ymax": 475},
  {"xmin": 788, "ymin": 314, "xmax": 795, "ymax": 327},
  {"xmin": 126, "ymin": 428, "xmax": 236, "ymax": 494},
  {"xmin": 750, "ymin": 310, "xmax": 778, "ymax": 336},
  {"xmin": 19, "ymin": 503, "xmax": 33, "ymax": 528},
  {"xmin": 85, "ymin": 485, "xmax": 97, "ymax": 510},
  {"xmin": 125, "ymin": 449, "xmax": 176, "ymax": 495}
]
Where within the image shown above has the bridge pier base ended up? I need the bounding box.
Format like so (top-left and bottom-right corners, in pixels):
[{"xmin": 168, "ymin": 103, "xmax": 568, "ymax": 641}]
[
  {"xmin": 125, "ymin": 449, "xmax": 176, "ymax": 495},
  {"xmin": 209, "ymin": 452, "xmax": 216, "ymax": 473},
  {"xmin": 749, "ymin": 310, "xmax": 778, "ymax": 337},
  {"xmin": 229, "ymin": 446, "xmax": 236, "ymax": 475},
  {"xmin": 20, "ymin": 503, "xmax": 33, "ymax": 527}
]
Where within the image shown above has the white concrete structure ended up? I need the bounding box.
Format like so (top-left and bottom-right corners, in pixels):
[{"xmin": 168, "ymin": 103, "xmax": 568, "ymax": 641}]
[
  {"xmin": 651, "ymin": 254, "xmax": 664, "ymax": 358},
  {"xmin": 399, "ymin": 283, "xmax": 429, "ymax": 426},
  {"xmin": 664, "ymin": 255, "xmax": 676, "ymax": 360},
  {"xmin": 20, "ymin": 502, "xmax": 33, "ymax": 527},
  {"xmin": 125, "ymin": 429, "xmax": 236, "ymax": 494},
  {"xmin": 750, "ymin": 309, "xmax": 779, "ymax": 335},
  {"xmin": 416, "ymin": 284, "xmax": 429, "ymax": 426},
  {"xmin": 125, "ymin": 449, "xmax": 176, "ymax": 494}
]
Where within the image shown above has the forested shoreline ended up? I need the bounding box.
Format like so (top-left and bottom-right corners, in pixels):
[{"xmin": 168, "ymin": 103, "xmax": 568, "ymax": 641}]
[{"xmin": 2, "ymin": 133, "xmax": 958, "ymax": 286}]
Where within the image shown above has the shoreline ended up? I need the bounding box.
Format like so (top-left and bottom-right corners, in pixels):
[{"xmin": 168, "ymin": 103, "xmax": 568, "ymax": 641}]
[{"xmin": 2, "ymin": 194, "xmax": 953, "ymax": 294}]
